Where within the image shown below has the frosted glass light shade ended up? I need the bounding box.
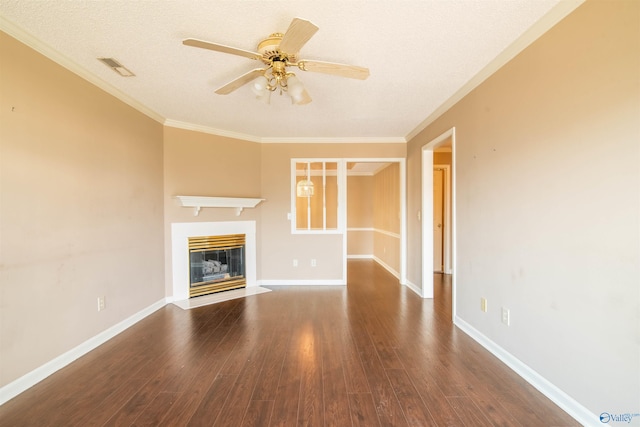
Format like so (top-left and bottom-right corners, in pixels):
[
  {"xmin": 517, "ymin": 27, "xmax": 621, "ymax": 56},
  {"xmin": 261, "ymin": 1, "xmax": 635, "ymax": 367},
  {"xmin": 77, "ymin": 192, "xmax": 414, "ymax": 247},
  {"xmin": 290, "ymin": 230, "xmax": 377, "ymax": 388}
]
[
  {"xmin": 296, "ymin": 178, "xmax": 314, "ymax": 197},
  {"xmin": 251, "ymin": 76, "xmax": 268, "ymax": 96},
  {"xmin": 287, "ymin": 75, "xmax": 306, "ymax": 104},
  {"xmin": 287, "ymin": 75, "xmax": 304, "ymax": 96}
]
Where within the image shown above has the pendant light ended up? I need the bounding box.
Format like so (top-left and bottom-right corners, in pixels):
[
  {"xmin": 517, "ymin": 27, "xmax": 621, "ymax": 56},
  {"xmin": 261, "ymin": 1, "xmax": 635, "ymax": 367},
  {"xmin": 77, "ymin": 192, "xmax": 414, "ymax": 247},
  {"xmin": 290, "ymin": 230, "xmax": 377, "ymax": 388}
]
[{"xmin": 296, "ymin": 163, "xmax": 314, "ymax": 197}]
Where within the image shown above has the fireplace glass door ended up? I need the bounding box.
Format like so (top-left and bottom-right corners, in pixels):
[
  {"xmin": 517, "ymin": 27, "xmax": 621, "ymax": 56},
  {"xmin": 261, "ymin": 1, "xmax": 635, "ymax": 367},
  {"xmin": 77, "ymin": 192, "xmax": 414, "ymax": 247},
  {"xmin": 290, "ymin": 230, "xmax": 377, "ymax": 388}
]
[{"xmin": 188, "ymin": 234, "xmax": 246, "ymax": 297}]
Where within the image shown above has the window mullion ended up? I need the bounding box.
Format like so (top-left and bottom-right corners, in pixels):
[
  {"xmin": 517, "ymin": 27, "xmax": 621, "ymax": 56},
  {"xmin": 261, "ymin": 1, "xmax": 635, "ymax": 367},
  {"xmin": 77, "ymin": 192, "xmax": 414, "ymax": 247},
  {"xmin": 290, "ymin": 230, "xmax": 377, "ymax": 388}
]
[
  {"xmin": 307, "ymin": 162, "xmax": 311, "ymax": 230},
  {"xmin": 322, "ymin": 161, "xmax": 327, "ymax": 230}
]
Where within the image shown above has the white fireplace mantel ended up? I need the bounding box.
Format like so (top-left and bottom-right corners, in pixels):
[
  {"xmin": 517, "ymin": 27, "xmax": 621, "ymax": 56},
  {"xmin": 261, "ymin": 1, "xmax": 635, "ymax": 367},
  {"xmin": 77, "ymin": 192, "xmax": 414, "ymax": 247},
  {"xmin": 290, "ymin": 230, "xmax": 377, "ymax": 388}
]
[{"xmin": 174, "ymin": 196, "xmax": 265, "ymax": 216}]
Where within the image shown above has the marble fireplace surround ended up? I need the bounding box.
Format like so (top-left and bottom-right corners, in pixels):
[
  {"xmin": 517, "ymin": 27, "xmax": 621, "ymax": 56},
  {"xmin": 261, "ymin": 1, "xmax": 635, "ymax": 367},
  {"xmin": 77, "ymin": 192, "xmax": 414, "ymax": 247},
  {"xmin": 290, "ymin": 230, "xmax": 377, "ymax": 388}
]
[{"xmin": 171, "ymin": 221, "xmax": 258, "ymax": 302}]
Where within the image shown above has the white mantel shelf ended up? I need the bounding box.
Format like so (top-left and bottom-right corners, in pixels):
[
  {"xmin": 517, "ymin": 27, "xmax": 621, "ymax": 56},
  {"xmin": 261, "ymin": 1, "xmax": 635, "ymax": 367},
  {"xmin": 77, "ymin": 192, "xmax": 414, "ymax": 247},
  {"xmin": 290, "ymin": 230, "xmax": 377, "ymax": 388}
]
[{"xmin": 174, "ymin": 196, "xmax": 265, "ymax": 216}]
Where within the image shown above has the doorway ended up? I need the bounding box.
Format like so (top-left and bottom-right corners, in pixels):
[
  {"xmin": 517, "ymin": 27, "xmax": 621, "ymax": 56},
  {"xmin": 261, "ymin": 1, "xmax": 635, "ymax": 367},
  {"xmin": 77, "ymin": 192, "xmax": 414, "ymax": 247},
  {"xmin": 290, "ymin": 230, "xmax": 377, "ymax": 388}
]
[
  {"xmin": 433, "ymin": 164, "xmax": 451, "ymax": 274},
  {"xmin": 433, "ymin": 167, "xmax": 444, "ymax": 273},
  {"xmin": 344, "ymin": 158, "xmax": 406, "ymax": 285},
  {"xmin": 421, "ymin": 128, "xmax": 456, "ymax": 319}
]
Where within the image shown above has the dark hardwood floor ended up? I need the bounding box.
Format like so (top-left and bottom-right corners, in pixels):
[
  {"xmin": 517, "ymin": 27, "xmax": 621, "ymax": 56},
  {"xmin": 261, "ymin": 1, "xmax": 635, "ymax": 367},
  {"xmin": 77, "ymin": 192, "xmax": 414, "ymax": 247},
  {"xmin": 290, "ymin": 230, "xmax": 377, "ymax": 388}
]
[{"xmin": 0, "ymin": 260, "xmax": 578, "ymax": 426}]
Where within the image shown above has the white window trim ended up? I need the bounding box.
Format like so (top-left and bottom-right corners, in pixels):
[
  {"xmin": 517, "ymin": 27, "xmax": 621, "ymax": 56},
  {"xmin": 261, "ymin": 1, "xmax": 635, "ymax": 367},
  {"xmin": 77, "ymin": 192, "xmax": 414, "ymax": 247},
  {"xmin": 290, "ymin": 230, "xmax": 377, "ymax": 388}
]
[{"xmin": 290, "ymin": 159, "xmax": 346, "ymax": 235}]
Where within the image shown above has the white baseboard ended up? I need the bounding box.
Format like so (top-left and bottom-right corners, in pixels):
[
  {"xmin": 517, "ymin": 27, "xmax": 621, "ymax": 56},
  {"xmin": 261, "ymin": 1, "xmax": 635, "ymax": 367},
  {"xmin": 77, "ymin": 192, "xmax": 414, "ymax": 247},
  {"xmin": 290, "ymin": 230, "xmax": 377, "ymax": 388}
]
[
  {"xmin": 404, "ymin": 279, "xmax": 424, "ymax": 297},
  {"xmin": 0, "ymin": 297, "xmax": 168, "ymax": 406},
  {"xmin": 454, "ymin": 316, "xmax": 599, "ymax": 427},
  {"xmin": 372, "ymin": 256, "xmax": 400, "ymax": 280},
  {"xmin": 258, "ymin": 279, "xmax": 346, "ymax": 286},
  {"xmin": 346, "ymin": 254, "xmax": 373, "ymax": 259}
]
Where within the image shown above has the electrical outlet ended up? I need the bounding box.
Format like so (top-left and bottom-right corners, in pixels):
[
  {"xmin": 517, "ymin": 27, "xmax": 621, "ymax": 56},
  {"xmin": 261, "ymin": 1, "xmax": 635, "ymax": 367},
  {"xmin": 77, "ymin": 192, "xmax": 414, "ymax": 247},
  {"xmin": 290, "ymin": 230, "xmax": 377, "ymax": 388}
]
[
  {"xmin": 481, "ymin": 297, "xmax": 488, "ymax": 312},
  {"xmin": 501, "ymin": 307, "xmax": 510, "ymax": 326},
  {"xmin": 293, "ymin": 259, "xmax": 298, "ymax": 267},
  {"xmin": 97, "ymin": 296, "xmax": 105, "ymax": 312},
  {"xmin": 311, "ymin": 259, "xmax": 317, "ymax": 267}
]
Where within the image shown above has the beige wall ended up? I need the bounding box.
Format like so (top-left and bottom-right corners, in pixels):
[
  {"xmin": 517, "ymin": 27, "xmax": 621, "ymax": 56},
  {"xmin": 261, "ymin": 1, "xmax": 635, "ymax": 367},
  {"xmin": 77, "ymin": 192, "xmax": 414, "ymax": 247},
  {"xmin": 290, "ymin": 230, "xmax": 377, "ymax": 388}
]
[
  {"xmin": 0, "ymin": 32, "xmax": 164, "ymax": 386},
  {"xmin": 346, "ymin": 229, "xmax": 373, "ymax": 257},
  {"xmin": 162, "ymin": 127, "xmax": 262, "ymax": 293},
  {"xmin": 373, "ymin": 163, "xmax": 401, "ymax": 273},
  {"xmin": 259, "ymin": 143, "xmax": 404, "ymax": 281},
  {"xmin": 347, "ymin": 175, "xmax": 373, "ymax": 256},
  {"xmin": 407, "ymin": 0, "xmax": 639, "ymax": 416}
]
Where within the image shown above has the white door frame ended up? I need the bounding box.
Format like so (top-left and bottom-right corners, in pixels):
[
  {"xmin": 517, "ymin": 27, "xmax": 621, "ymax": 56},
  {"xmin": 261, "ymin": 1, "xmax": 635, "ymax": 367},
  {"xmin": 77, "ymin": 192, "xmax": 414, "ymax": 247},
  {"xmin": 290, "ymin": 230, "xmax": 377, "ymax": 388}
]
[{"xmin": 421, "ymin": 128, "xmax": 456, "ymax": 319}]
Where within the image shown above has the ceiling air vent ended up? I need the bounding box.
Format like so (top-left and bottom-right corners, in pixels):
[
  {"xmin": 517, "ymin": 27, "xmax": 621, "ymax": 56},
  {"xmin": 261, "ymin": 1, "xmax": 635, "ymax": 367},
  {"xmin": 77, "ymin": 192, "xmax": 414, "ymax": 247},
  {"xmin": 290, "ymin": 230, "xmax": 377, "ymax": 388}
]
[{"xmin": 98, "ymin": 57, "xmax": 135, "ymax": 77}]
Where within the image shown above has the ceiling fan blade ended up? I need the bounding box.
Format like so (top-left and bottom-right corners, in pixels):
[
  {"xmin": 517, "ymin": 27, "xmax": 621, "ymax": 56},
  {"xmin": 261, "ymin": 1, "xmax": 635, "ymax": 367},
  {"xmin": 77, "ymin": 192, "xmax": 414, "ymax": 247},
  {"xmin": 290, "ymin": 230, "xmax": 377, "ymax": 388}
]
[
  {"xmin": 183, "ymin": 38, "xmax": 261, "ymax": 61},
  {"xmin": 297, "ymin": 60, "xmax": 370, "ymax": 80},
  {"xmin": 278, "ymin": 18, "xmax": 319, "ymax": 55},
  {"xmin": 215, "ymin": 69, "xmax": 265, "ymax": 95}
]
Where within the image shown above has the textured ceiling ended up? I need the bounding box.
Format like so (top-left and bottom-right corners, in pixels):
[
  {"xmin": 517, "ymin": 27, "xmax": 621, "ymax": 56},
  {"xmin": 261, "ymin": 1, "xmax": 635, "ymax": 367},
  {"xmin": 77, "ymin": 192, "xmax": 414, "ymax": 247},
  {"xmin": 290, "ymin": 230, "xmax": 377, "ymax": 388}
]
[{"xmin": 0, "ymin": 1, "xmax": 581, "ymax": 142}]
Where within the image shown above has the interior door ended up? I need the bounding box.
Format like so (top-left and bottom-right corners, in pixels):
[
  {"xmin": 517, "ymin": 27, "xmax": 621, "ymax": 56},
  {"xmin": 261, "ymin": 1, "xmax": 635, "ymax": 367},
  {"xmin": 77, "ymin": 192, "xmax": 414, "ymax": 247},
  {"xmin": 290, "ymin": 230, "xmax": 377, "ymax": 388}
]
[{"xmin": 433, "ymin": 168, "xmax": 444, "ymax": 272}]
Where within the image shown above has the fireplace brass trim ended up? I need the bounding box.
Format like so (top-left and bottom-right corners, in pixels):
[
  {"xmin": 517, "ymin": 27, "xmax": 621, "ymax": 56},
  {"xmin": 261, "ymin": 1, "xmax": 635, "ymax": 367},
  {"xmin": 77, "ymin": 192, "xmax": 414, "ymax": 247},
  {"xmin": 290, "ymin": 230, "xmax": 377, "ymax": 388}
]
[
  {"xmin": 188, "ymin": 234, "xmax": 245, "ymax": 251},
  {"xmin": 189, "ymin": 278, "xmax": 246, "ymax": 297}
]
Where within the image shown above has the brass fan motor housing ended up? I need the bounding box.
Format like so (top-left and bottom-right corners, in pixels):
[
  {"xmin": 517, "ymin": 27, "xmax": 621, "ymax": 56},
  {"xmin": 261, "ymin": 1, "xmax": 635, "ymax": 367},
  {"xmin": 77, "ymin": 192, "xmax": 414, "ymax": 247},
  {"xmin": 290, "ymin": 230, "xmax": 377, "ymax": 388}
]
[{"xmin": 257, "ymin": 33, "xmax": 297, "ymax": 64}]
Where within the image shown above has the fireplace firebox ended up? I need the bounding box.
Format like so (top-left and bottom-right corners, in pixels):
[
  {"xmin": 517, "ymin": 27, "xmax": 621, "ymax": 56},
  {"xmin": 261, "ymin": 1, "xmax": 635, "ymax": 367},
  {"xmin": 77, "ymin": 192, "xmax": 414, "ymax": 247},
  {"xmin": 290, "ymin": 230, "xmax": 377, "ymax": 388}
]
[{"xmin": 188, "ymin": 234, "xmax": 246, "ymax": 297}]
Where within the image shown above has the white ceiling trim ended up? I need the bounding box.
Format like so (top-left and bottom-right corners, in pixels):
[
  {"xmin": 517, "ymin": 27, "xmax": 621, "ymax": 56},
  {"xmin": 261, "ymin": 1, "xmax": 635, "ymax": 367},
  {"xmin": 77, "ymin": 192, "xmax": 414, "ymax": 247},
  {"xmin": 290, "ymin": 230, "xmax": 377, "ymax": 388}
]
[
  {"xmin": 0, "ymin": 16, "xmax": 165, "ymax": 125},
  {"xmin": 259, "ymin": 136, "xmax": 406, "ymax": 144},
  {"xmin": 164, "ymin": 119, "xmax": 405, "ymax": 144},
  {"xmin": 164, "ymin": 119, "xmax": 262, "ymax": 143},
  {"xmin": 405, "ymin": 0, "xmax": 584, "ymax": 142}
]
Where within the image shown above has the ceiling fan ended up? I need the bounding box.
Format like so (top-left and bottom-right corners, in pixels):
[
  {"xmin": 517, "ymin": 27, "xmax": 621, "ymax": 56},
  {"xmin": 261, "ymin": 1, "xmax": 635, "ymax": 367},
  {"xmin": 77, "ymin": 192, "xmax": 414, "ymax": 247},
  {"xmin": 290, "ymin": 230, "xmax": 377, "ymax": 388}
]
[{"xmin": 183, "ymin": 18, "xmax": 369, "ymax": 105}]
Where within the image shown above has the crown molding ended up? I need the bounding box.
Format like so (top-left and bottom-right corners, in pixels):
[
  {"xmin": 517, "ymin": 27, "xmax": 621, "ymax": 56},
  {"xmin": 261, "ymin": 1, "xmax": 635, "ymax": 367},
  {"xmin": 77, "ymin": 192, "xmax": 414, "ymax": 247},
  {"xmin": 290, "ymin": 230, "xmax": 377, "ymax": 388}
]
[
  {"xmin": 163, "ymin": 119, "xmax": 263, "ymax": 143},
  {"xmin": 260, "ymin": 136, "xmax": 407, "ymax": 144},
  {"xmin": 0, "ymin": 17, "xmax": 165, "ymax": 125},
  {"xmin": 164, "ymin": 119, "xmax": 407, "ymax": 144},
  {"xmin": 404, "ymin": 0, "xmax": 585, "ymax": 142}
]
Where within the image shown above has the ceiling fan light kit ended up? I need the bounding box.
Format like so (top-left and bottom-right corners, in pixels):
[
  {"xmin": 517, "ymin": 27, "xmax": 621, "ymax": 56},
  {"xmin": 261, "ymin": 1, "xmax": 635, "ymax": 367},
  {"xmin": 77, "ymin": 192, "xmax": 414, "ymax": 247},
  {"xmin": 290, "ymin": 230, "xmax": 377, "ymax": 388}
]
[{"xmin": 183, "ymin": 18, "xmax": 369, "ymax": 105}]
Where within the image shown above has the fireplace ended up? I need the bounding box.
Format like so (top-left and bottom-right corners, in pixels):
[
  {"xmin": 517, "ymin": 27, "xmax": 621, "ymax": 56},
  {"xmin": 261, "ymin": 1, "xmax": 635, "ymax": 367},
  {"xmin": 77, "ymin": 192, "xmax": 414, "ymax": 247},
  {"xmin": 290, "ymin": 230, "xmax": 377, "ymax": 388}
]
[
  {"xmin": 189, "ymin": 234, "xmax": 246, "ymax": 297},
  {"xmin": 171, "ymin": 221, "xmax": 257, "ymax": 302}
]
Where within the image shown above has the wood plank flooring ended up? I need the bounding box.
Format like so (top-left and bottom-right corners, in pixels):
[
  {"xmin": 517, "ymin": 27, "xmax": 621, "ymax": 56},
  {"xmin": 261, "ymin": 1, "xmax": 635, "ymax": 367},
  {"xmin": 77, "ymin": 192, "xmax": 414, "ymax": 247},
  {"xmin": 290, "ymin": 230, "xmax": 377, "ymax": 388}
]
[{"xmin": 0, "ymin": 260, "xmax": 579, "ymax": 426}]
